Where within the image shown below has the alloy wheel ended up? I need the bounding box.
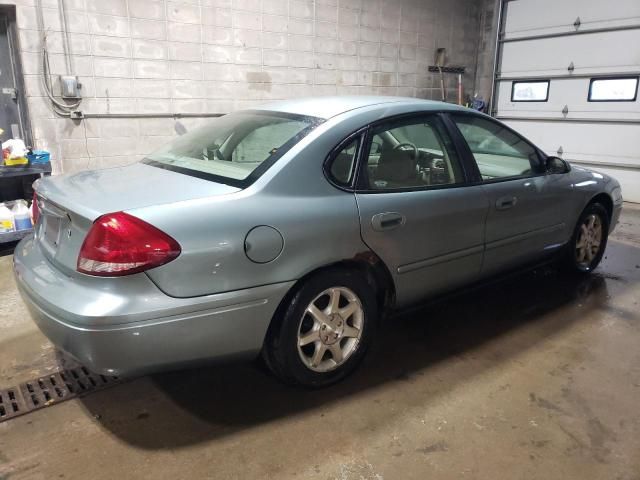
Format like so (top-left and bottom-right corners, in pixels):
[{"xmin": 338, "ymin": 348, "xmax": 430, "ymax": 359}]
[
  {"xmin": 575, "ymin": 213, "xmax": 603, "ymax": 268},
  {"xmin": 297, "ymin": 286, "xmax": 364, "ymax": 373}
]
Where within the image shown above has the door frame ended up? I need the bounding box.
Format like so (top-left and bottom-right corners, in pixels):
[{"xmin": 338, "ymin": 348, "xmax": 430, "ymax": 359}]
[{"xmin": 0, "ymin": 5, "xmax": 32, "ymax": 146}]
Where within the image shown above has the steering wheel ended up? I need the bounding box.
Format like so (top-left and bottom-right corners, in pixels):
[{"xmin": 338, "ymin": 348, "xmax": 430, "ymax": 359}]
[{"xmin": 392, "ymin": 142, "xmax": 418, "ymax": 160}]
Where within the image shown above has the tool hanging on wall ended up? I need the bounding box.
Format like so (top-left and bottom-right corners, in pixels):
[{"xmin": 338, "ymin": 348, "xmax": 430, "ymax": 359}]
[{"xmin": 428, "ymin": 48, "xmax": 466, "ymax": 105}]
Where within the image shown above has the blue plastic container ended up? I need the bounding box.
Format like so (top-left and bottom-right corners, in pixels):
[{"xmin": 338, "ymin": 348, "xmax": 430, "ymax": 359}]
[{"xmin": 27, "ymin": 150, "xmax": 50, "ymax": 165}]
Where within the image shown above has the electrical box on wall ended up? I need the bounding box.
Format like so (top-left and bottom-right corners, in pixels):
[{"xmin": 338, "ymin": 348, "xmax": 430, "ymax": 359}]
[{"xmin": 59, "ymin": 75, "xmax": 82, "ymax": 99}]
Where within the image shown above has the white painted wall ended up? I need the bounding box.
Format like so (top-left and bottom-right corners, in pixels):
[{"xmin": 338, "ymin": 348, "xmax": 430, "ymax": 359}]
[{"xmin": 1, "ymin": 0, "xmax": 494, "ymax": 174}]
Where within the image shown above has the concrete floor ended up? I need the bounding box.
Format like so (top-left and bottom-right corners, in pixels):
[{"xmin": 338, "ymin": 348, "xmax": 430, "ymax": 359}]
[{"xmin": 1, "ymin": 206, "xmax": 639, "ymax": 480}]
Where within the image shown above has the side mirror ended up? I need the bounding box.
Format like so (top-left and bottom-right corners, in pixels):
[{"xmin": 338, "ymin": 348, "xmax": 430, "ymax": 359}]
[{"xmin": 545, "ymin": 156, "xmax": 570, "ymax": 174}]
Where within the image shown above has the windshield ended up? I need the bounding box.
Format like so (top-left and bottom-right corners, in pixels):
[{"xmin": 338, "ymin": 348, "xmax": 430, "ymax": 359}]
[{"xmin": 144, "ymin": 110, "xmax": 322, "ymax": 187}]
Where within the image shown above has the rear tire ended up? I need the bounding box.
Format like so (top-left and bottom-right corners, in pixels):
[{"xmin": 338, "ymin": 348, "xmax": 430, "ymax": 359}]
[
  {"xmin": 563, "ymin": 202, "xmax": 609, "ymax": 274},
  {"xmin": 262, "ymin": 268, "xmax": 378, "ymax": 388}
]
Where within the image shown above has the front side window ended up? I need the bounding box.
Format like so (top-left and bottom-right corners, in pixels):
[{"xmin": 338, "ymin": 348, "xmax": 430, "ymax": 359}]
[
  {"xmin": 362, "ymin": 116, "xmax": 464, "ymax": 190},
  {"xmin": 451, "ymin": 114, "xmax": 540, "ymax": 181},
  {"xmin": 511, "ymin": 80, "xmax": 549, "ymax": 102},
  {"xmin": 588, "ymin": 77, "xmax": 638, "ymax": 102},
  {"xmin": 145, "ymin": 111, "xmax": 321, "ymax": 187}
]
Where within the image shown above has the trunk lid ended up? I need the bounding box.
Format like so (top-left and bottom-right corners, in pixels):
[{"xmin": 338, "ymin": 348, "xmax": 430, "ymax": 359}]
[{"xmin": 34, "ymin": 162, "xmax": 240, "ymax": 274}]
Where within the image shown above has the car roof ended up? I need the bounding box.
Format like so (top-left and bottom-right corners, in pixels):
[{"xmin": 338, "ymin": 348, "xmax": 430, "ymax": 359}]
[{"xmin": 254, "ymin": 96, "xmax": 470, "ymax": 120}]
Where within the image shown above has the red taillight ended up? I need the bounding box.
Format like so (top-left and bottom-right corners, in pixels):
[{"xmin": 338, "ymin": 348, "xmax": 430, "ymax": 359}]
[
  {"xmin": 77, "ymin": 212, "xmax": 181, "ymax": 277},
  {"xmin": 32, "ymin": 191, "xmax": 40, "ymax": 225}
]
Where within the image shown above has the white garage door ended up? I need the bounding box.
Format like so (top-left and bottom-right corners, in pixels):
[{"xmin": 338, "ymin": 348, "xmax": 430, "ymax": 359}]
[{"xmin": 492, "ymin": 0, "xmax": 640, "ymax": 202}]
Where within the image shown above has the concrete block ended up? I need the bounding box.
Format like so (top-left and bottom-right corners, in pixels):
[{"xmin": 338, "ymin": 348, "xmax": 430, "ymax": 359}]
[
  {"xmin": 87, "ymin": 14, "xmax": 130, "ymax": 37},
  {"xmin": 131, "ymin": 19, "xmax": 167, "ymax": 40},
  {"xmin": 203, "ymin": 27, "xmax": 233, "ymax": 45},
  {"xmin": 86, "ymin": 0, "xmax": 127, "ymax": 16},
  {"xmin": 232, "ymin": 11, "xmax": 261, "ymax": 30},
  {"xmin": 133, "ymin": 39, "xmax": 168, "ymax": 59},
  {"xmin": 171, "ymin": 79, "xmax": 205, "ymax": 98},
  {"xmin": 202, "ymin": 44, "xmax": 232, "ymax": 63},
  {"xmin": 360, "ymin": 11, "xmax": 380, "ymax": 28},
  {"xmin": 169, "ymin": 42, "xmax": 202, "ymax": 62},
  {"xmin": 262, "ymin": 0, "xmax": 288, "ymax": 15},
  {"xmin": 137, "ymin": 98, "xmax": 172, "ymax": 113},
  {"xmin": 133, "ymin": 79, "xmax": 171, "ymax": 98},
  {"xmin": 316, "ymin": 5, "xmax": 337, "ymax": 22},
  {"xmin": 128, "ymin": 0, "xmax": 166, "ymax": 20},
  {"xmin": 202, "ymin": 7, "xmax": 233, "ymax": 27},
  {"xmin": 94, "ymin": 78, "xmax": 133, "ymax": 97},
  {"xmin": 290, "ymin": 0, "xmax": 313, "ymax": 19},
  {"xmin": 288, "ymin": 34, "xmax": 313, "ymax": 52},
  {"xmin": 91, "ymin": 36, "xmax": 131, "ymax": 57},
  {"xmin": 167, "ymin": 2, "xmax": 201, "ymax": 24},
  {"xmin": 288, "ymin": 50, "xmax": 314, "ymax": 68},
  {"xmin": 170, "ymin": 61, "xmax": 203, "ymax": 80},
  {"xmin": 288, "ymin": 19, "xmax": 313, "ymax": 36},
  {"xmin": 233, "ymin": 29, "xmax": 263, "ymax": 48},
  {"xmin": 93, "ymin": 57, "xmax": 133, "ymax": 77},
  {"xmin": 314, "ymin": 37, "xmax": 338, "ymax": 54},
  {"xmin": 263, "ymin": 14, "xmax": 287, "ymax": 33},
  {"xmin": 314, "ymin": 53, "xmax": 337, "ymax": 69},
  {"xmin": 336, "ymin": 54, "xmax": 359, "ymax": 71},
  {"xmin": 315, "ymin": 21, "xmax": 337, "ymax": 38},
  {"xmin": 359, "ymin": 41, "xmax": 379, "ymax": 57},
  {"xmin": 233, "ymin": 0, "xmax": 262, "ymax": 11},
  {"xmin": 235, "ymin": 47, "xmax": 261, "ymax": 65},
  {"xmin": 263, "ymin": 49, "xmax": 288, "ymax": 67},
  {"xmin": 168, "ymin": 22, "xmax": 202, "ymax": 43},
  {"xmin": 338, "ymin": 8, "xmax": 359, "ymax": 26},
  {"xmin": 134, "ymin": 60, "xmax": 171, "ymax": 79},
  {"xmin": 262, "ymin": 32, "xmax": 287, "ymax": 49}
]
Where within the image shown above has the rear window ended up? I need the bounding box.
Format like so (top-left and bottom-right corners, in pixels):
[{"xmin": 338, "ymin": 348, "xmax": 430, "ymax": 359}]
[{"xmin": 144, "ymin": 110, "xmax": 322, "ymax": 187}]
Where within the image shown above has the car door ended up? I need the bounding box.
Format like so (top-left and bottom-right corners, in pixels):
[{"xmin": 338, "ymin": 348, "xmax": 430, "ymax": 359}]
[
  {"xmin": 448, "ymin": 113, "xmax": 570, "ymax": 277},
  {"xmin": 352, "ymin": 113, "xmax": 489, "ymax": 307}
]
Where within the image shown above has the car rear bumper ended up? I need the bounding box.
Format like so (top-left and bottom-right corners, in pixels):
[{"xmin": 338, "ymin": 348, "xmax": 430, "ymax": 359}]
[{"xmin": 13, "ymin": 236, "xmax": 294, "ymax": 377}]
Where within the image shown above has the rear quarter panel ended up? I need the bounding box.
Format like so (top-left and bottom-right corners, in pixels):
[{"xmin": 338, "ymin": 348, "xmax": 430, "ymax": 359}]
[{"xmin": 133, "ymin": 113, "xmax": 377, "ymax": 298}]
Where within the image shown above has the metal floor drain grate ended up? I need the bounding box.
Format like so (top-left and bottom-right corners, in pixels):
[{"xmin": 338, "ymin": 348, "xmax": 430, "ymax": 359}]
[{"xmin": 0, "ymin": 366, "xmax": 119, "ymax": 423}]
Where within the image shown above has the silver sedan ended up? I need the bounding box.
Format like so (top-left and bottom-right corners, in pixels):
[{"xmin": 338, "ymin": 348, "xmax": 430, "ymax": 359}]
[{"xmin": 13, "ymin": 96, "xmax": 623, "ymax": 387}]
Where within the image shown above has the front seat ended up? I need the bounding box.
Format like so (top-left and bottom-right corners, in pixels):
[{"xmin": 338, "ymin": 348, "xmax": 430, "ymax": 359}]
[{"xmin": 374, "ymin": 148, "xmax": 418, "ymax": 188}]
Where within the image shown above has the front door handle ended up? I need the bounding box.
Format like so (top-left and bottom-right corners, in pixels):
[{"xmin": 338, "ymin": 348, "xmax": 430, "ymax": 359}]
[
  {"xmin": 495, "ymin": 196, "xmax": 517, "ymax": 210},
  {"xmin": 371, "ymin": 212, "xmax": 406, "ymax": 231}
]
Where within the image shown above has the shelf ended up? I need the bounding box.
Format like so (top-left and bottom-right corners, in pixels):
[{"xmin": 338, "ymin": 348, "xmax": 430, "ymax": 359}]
[
  {"xmin": 0, "ymin": 163, "xmax": 52, "ymax": 179},
  {"xmin": 0, "ymin": 228, "xmax": 32, "ymax": 244}
]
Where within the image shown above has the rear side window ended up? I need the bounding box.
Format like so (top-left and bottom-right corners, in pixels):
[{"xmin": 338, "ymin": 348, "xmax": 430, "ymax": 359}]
[
  {"xmin": 588, "ymin": 77, "xmax": 638, "ymax": 102},
  {"xmin": 452, "ymin": 115, "xmax": 541, "ymax": 181},
  {"xmin": 145, "ymin": 110, "xmax": 322, "ymax": 187},
  {"xmin": 328, "ymin": 138, "xmax": 359, "ymax": 186}
]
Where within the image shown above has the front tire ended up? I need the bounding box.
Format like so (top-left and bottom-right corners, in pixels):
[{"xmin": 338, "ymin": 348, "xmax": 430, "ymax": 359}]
[
  {"xmin": 564, "ymin": 202, "xmax": 609, "ymax": 273},
  {"xmin": 263, "ymin": 268, "xmax": 378, "ymax": 387}
]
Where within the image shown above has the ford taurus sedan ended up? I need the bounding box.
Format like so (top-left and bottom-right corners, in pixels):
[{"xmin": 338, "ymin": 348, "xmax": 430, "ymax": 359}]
[{"xmin": 13, "ymin": 96, "xmax": 623, "ymax": 387}]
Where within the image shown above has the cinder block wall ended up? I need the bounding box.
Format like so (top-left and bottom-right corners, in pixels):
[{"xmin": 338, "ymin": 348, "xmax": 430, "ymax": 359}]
[{"xmin": 6, "ymin": 0, "xmax": 494, "ymax": 174}]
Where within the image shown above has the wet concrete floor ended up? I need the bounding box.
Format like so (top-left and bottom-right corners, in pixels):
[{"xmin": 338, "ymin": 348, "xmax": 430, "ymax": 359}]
[{"xmin": 0, "ymin": 205, "xmax": 639, "ymax": 479}]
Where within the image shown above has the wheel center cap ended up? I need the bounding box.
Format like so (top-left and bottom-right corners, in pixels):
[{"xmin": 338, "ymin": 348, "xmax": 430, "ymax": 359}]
[{"xmin": 320, "ymin": 314, "xmax": 344, "ymax": 345}]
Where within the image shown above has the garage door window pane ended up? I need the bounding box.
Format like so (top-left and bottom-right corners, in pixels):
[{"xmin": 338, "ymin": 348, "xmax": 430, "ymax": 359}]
[
  {"xmin": 511, "ymin": 81, "xmax": 549, "ymax": 102},
  {"xmin": 452, "ymin": 115, "xmax": 540, "ymax": 181},
  {"xmin": 589, "ymin": 78, "xmax": 638, "ymax": 101}
]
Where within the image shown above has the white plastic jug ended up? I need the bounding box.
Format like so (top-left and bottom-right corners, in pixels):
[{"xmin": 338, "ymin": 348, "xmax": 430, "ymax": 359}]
[
  {"xmin": 12, "ymin": 199, "xmax": 32, "ymax": 231},
  {"xmin": 0, "ymin": 203, "xmax": 15, "ymax": 233}
]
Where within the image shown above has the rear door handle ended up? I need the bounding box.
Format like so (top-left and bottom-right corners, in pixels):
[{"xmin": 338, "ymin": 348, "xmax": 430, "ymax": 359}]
[
  {"xmin": 371, "ymin": 212, "xmax": 406, "ymax": 231},
  {"xmin": 495, "ymin": 196, "xmax": 517, "ymax": 210}
]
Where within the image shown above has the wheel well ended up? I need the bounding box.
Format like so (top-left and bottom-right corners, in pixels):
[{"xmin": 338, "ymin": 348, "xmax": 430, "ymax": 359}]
[
  {"xmin": 271, "ymin": 253, "xmax": 395, "ymax": 325},
  {"xmin": 588, "ymin": 193, "xmax": 613, "ymax": 221}
]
